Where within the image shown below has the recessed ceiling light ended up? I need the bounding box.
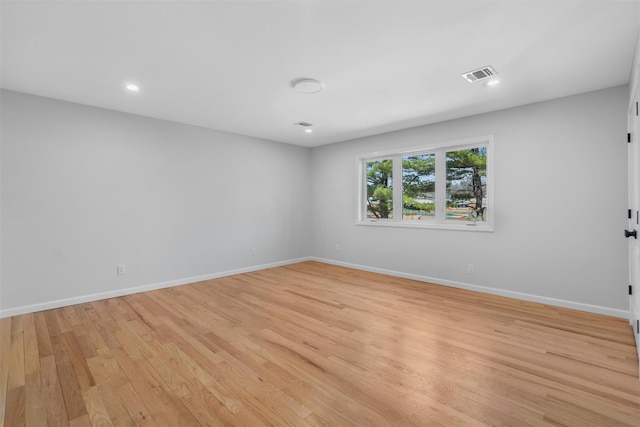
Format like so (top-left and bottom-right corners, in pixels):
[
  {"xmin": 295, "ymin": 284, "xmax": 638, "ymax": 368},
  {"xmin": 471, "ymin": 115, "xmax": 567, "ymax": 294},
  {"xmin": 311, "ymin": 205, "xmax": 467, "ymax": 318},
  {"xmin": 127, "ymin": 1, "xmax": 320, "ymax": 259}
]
[
  {"xmin": 305, "ymin": 128, "xmax": 313, "ymax": 133},
  {"xmin": 487, "ymin": 79, "xmax": 500, "ymax": 86},
  {"xmin": 125, "ymin": 83, "xmax": 139, "ymax": 92},
  {"xmin": 293, "ymin": 79, "xmax": 323, "ymax": 94}
]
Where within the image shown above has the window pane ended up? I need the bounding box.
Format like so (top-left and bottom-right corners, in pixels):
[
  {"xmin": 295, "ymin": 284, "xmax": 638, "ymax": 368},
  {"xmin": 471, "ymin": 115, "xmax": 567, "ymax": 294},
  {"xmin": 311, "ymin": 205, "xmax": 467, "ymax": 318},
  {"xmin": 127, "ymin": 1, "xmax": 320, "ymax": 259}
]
[
  {"xmin": 366, "ymin": 159, "xmax": 393, "ymax": 219},
  {"xmin": 446, "ymin": 147, "xmax": 488, "ymax": 222},
  {"xmin": 402, "ymin": 154, "xmax": 435, "ymax": 221}
]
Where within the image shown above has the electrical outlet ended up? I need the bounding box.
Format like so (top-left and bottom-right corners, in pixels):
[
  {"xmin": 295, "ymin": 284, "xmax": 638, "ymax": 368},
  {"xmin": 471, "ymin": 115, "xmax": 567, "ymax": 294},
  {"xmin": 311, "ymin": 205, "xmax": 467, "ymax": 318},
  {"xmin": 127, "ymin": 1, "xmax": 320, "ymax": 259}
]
[
  {"xmin": 467, "ymin": 264, "xmax": 475, "ymax": 274},
  {"xmin": 335, "ymin": 243, "xmax": 340, "ymax": 252},
  {"xmin": 251, "ymin": 247, "xmax": 257, "ymax": 256},
  {"xmin": 117, "ymin": 264, "xmax": 126, "ymax": 275}
]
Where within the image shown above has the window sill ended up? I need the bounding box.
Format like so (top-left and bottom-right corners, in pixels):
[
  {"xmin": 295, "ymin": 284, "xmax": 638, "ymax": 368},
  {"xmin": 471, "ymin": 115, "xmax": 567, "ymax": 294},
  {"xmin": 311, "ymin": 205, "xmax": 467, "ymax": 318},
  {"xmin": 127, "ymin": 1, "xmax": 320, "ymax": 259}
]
[{"xmin": 356, "ymin": 219, "xmax": 494, "ymax": 232}]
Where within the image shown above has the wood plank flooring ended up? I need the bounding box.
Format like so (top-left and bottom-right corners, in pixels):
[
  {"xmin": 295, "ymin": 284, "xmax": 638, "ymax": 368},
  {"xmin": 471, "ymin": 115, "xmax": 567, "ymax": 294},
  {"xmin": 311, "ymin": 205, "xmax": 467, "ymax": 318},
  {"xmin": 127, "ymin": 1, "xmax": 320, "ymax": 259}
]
[{"xmin": 1, "ymin": 261, "xmax": 639, "ymax": 426}]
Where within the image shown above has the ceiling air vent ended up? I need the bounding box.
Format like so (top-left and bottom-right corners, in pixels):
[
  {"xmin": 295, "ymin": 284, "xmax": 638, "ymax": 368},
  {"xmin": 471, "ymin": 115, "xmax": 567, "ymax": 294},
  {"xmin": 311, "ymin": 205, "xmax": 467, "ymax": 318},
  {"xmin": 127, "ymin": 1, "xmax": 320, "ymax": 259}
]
[
  {"xmin": 462, "ymin": 66, "xmax": 498, "ymax": 83},
  {"xmin": 294, "ymin": 121, "xmax": 313, "ymax": 127}
]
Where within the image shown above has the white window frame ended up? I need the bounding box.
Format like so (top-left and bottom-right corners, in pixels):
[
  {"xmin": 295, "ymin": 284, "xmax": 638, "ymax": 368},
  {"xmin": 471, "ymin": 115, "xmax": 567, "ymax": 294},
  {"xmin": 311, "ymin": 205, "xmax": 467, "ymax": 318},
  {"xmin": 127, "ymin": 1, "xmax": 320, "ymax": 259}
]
[{"xmin": 356, "ymin": 135, "xmax": 494, "ymax": 232}]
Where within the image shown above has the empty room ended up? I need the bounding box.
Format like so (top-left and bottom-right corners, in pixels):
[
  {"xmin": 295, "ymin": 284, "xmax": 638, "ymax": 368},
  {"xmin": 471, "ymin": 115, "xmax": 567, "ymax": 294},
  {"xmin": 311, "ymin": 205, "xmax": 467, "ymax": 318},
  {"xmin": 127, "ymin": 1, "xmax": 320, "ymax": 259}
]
[{"xmin": 2, "ymin": 1, "xmax": 640, "ymax": 426}]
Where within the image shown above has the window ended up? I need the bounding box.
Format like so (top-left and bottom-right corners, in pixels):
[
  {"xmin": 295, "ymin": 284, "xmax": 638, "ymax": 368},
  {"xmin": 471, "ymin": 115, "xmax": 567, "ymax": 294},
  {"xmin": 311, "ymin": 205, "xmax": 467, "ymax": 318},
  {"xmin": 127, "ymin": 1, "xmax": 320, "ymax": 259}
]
[
  {"xmin": 402, "ymin": 153, "xmax": 435, "ymax": 221},
  {"xmin": 357, "ymin": 136, "xmax": 493, "ymax": 231},
  {"xmin": 366, "ymin": 159, "xmax": 393, "ymax": 219}
]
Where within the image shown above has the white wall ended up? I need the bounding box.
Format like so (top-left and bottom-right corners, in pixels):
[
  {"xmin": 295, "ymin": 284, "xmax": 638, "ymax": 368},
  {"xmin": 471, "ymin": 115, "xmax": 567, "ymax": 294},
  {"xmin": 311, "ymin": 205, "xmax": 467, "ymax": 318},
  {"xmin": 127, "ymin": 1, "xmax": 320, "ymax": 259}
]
[
  {"xmin": 311, "ymin": 86, "xmax": 629, "ymax": 316},
  {"xmin": 0, "ymin": 90, "xmax": 311, "ymax": 316},
  {"xmin": 0, "ymin": 86, "xmax": 630, "ymax": 318}
]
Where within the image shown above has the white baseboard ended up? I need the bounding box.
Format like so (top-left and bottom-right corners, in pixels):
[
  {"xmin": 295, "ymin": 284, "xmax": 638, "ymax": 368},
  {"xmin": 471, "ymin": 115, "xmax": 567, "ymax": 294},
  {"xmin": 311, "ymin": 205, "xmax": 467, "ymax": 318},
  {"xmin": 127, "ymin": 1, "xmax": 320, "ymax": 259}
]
[
  {"xmin": 312, "ymin": 257, "xmax": 629, "ymax": 319},
  {"xmin": 1, "ymin": 256, "xmax": 629, "ymax": 320},
  {"xmin": 0, "ymin": 257, "xmax": 313, "ymax": 319}
]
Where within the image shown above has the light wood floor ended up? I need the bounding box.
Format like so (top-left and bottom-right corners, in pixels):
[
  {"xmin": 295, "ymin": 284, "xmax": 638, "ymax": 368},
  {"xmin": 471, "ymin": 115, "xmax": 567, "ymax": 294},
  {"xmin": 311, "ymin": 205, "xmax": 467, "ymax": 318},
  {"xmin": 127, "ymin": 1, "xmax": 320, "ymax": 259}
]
[{"xmin": 1, "ymin": 261, "xmax": 639, "ymax": 426}]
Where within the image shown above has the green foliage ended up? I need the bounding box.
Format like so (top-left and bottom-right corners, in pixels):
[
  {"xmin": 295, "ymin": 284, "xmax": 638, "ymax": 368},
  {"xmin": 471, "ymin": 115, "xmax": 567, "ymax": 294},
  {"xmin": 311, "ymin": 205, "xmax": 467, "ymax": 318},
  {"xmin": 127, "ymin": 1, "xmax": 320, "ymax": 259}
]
[
  {"xmin": 372, "ymin": 186, "xmax": 392, "ymax": 202},
  {"xmin": 402, "ymin": 154, "xmax": 435, "ymax": 198},
  {"xmin": 446, "ymin": 147, "xmax": 487, "ymax": 212},
  {"xmin": 446, "ymin": 147, "xmax": 487, "ymax": 173},
  {"xmin": 402, "ymin": 194, "xmax": 434, "ymax": 213},
  {"xmin": 367, "ymin": 159, "xmax": 393, "ymax": 218}
]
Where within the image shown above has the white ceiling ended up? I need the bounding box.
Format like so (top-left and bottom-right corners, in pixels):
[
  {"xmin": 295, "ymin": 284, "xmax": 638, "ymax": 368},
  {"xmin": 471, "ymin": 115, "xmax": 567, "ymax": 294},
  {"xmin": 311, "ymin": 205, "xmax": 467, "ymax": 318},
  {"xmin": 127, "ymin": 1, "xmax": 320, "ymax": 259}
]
[{"xmin": 2, "ymin": 1, "xmax": 639, "ymax": 147}]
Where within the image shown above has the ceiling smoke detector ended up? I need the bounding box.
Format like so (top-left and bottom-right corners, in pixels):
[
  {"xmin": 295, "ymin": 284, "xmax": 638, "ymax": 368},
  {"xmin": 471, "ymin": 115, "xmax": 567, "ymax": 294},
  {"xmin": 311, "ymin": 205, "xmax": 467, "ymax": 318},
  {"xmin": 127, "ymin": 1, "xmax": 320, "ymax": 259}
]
[
  {"xmin": 292, "ymin": 79, "xmax": 323, "ymax": 94},
  {"xmin": 462, "ymin": 66, "xmax": 498, "ymax": 83}
]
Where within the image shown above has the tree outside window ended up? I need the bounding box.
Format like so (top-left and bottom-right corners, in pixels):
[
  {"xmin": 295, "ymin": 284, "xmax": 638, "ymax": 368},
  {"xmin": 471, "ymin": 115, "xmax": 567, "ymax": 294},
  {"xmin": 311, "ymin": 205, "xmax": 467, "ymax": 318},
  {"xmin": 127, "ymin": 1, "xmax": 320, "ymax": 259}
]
[
  {"xmin": 366, "ymin": 159, "xmax": 393, "ymax": 219},
  {"xmin": 402, "ymin": 154, "xmax": 435, "ymax": 220},
  {"xmin": 446, "ymin": 147, "xmax": 487, "ymax": 222}
]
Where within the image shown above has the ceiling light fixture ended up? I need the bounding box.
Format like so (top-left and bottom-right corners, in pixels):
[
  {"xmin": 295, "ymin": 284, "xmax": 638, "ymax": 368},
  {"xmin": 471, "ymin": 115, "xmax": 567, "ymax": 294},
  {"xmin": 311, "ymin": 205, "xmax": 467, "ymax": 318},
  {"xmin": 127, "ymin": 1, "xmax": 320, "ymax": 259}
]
[
  {"xmin": 292, "ymin": 78, "xmax": 323, "ymax": 94},
  {"xmin": 125, "ymin": 83, "xmax": 139, "ymax": 92},
  {"xmin": 487, "ymin": 79, "xmax": 500, "ymax": 86},
  {"xmin": 305, "ymin": 129, "xmax": 313, "ymax": 133}
]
